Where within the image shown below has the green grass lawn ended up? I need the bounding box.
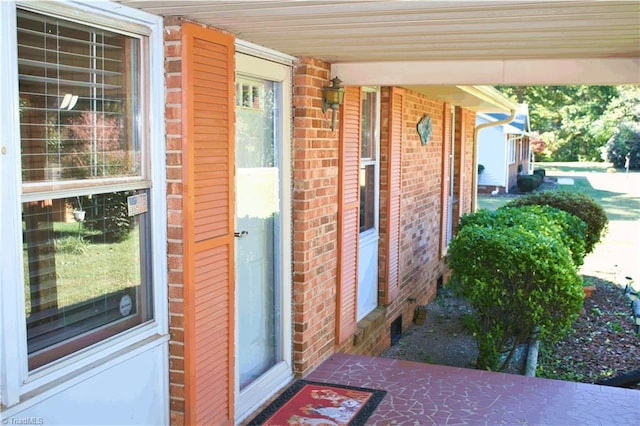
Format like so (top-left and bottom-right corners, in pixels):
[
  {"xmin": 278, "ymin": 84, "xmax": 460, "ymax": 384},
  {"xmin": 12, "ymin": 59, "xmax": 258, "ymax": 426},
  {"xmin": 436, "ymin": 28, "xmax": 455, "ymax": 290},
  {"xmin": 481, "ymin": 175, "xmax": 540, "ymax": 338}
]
[
  {"xmin": 477, "ymin": 196, "xmax": 510, "ymax": 211},
  {"xmin": 25, "ymin": 223, "xmax": 140, "ymax": 312},
  {"xmin": 479, "ymin": 162, "xmax": 640, "ymax": 221}
]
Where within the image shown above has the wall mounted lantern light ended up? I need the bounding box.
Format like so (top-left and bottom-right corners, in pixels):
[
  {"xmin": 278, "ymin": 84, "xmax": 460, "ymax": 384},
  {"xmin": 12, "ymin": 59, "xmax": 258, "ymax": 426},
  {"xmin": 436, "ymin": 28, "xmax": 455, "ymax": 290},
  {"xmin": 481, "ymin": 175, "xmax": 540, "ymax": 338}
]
[{"xmin": 322, "ymin": 76, "xmax": 345, "ymax": 131}]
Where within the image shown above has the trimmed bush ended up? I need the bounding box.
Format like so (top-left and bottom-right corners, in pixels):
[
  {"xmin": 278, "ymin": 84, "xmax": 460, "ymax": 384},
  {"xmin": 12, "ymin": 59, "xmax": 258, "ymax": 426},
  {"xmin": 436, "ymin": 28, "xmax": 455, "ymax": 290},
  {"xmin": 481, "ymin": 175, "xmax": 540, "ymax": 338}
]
[
  {"xmin": 505, "ymin": 191, "xmax": 608, "ymax": 254},
  {"xmin": 533, "ymin": 168, "xmax": 546, "ymax": 179},
  {"xmin": 449, "ymin": 208, "xmax": 584, "ymax": 371},
  {"xmin": 517, "ymin": 174, "xmax": 541, "ymax": 192},
  {"xmin": 481, "ymin": 205, "xmax": 588, "ymax": 267}
]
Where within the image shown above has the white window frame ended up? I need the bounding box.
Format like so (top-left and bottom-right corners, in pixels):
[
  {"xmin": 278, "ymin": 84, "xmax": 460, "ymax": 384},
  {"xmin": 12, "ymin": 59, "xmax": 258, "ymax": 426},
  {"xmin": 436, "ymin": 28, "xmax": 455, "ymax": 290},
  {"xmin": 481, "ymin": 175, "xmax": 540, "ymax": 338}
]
[
  {"xmin": 508, "ymin": 136, "xmax": 516, "ymax": 164},
  {"xmin": 0, "ymin": 0, "xmax": 167, "ymax": 408}
]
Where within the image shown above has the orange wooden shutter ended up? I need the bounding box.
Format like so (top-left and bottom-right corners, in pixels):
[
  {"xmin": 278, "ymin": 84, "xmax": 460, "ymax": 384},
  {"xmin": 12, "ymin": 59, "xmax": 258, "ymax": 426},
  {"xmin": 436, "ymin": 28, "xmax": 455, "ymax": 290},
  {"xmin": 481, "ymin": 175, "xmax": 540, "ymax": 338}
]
[
  {"xmin": 336, "ymin": 87, "xmax": 361, "ymax": 344},
  {"xmin": 440, "ymin": 103, "xmax": 452, "ymax": 257},
  {"xmin": 181, "ymin": 23, "xmax": 235, "ymax": 425},
  {"xmin": 457, "ymin": 108, "xmax": 466, "ymax": 216},
  {"xmin": 384, "ymin": 88, "xmax": 403, "ymax": 303}
]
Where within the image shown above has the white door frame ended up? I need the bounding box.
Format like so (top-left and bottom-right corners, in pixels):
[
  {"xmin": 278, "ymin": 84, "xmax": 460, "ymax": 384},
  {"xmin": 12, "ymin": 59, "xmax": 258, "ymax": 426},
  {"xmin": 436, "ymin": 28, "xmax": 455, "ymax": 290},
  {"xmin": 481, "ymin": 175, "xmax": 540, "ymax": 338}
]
[{"xmin": 233, "ymin": 50, "xmax": 293, "ymax": 423}]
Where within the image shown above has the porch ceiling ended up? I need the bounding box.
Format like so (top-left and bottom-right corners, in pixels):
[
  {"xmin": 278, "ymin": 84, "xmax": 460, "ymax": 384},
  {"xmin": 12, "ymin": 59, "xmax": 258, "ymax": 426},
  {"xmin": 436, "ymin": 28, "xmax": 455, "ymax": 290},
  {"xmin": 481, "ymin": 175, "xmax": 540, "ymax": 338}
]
[{"xmin": 119, "ymin": 0, "xmax": 640, "ymax": 85}]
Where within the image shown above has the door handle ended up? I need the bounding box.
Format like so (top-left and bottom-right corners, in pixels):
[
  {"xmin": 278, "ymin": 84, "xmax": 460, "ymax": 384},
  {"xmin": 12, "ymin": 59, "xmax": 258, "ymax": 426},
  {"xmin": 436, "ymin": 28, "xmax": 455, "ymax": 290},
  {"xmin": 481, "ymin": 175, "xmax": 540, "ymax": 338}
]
[{"xmin": 234, "ymin": 231, "xmax": 249, "ymax": 238}]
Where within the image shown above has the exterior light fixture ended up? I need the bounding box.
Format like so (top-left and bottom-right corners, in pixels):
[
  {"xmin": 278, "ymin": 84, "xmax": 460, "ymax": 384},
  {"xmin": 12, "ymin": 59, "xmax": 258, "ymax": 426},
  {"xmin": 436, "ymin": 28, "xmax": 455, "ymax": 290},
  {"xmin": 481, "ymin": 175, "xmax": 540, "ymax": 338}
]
[{"xmin": 322, "ymin": 76, "xmax": 345, "ymax": 131}]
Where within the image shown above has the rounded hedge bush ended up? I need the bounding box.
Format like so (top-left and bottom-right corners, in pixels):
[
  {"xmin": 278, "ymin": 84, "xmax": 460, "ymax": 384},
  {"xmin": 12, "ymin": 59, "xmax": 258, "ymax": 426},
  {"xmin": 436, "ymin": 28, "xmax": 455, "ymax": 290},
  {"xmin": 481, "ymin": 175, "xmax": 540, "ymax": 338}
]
[
  {"xmin": 533, "ymin": 168, "xmax": 546, "ymax": 179},
  {"xmin": 517, "ymin": 175, "xmax": 539, "ymax": 192},
  {"xmin": 505, "ymin": 190, "xmax": 608, "ymax": 254},
  {"xmin": 487, "ymin": 205, "xmax": 588, "ymax": 267},
  {"xmin": 449, "ymin": 208, "xmax": 584, "ymax": 371}
]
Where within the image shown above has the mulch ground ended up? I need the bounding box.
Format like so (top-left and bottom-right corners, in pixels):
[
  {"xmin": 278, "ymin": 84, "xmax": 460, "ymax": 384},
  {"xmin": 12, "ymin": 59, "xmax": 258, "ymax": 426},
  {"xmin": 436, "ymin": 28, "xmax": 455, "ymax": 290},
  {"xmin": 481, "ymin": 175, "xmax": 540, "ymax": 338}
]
[
  {"xmin": 382, "ymin": 277, "xmax": 640, "ymax": 390},
  {"xmin": 536, "ymin": 276, "xmax": 640, "ymax": 389}
]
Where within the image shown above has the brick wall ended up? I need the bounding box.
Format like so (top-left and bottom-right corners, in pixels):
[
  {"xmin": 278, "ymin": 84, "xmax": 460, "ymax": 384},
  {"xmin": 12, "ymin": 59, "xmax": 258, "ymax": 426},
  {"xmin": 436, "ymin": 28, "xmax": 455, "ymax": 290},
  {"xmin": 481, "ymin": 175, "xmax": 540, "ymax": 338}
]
[
  {"xmin": 395, "ymin": 90, "xmax": 447, "ymax": 321},
  {"xmin": 333, "ymin": 89, "xmax": 450, "ymax": 358},
  {"xmin": 164, "ymin": 33, "xmax": 481, "ymax": 415},
  {"xmin": 164, "ymin": 17, "xmax": 186, "ymax": 426},
  {"xmin": 291, "ymin": 58, "xmax": 341, "ymax": 375}
]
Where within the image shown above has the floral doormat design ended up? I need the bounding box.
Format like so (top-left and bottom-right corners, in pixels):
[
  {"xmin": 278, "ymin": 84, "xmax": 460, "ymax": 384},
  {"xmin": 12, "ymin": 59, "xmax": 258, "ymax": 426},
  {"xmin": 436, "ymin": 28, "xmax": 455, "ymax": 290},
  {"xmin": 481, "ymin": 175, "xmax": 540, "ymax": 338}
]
[{"xmin": 247, "ymin": 380, "xmax": 387, "ymax": 425}]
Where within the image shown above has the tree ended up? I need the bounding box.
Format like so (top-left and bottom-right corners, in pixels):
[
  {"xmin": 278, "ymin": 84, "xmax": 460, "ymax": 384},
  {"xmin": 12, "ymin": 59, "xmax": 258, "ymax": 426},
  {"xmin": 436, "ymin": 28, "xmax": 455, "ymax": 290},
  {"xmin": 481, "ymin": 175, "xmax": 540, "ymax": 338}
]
[
  {"xmin": 607, "ymin": 122, "xmax": 640, "ymax": 169},
  {"xmin": 602, "ymin": 86, "xmax": 640, "ymax": 169},
  {"xmin": 497, "ymin": 86, "xmax": 620, "ymax": 162}
]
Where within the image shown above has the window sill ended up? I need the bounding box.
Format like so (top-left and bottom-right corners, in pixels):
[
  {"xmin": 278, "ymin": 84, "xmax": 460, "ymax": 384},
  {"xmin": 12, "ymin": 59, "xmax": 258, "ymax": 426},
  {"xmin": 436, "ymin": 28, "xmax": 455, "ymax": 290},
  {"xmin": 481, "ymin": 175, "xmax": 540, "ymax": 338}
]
[{"xmin": 352, "ymin": 306, "xmax": 387, "ymax": 347}]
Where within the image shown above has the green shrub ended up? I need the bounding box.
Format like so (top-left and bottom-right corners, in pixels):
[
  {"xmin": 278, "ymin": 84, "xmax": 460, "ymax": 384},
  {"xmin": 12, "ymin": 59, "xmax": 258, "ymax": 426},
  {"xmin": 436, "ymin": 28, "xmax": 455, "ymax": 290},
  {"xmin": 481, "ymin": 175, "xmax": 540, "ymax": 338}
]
[
  {"xmin": 516, "ymin": 175, "xmax": 541, "ymax": 192},
  {"xmin": 56, "ymin": 235, "xmax": 89, "ymax": 255},
  {"xmin": 84, "ymin": 191, "xmax": 134, "ymax": 242},
  {"xmin": 505, "ymin": 191, "xmax": 608, "ymax": 254},
  {"xmin": 492, "ymin": 205, "xmax": 587, "ymax": 267},
  {"xmin": 449, "ymin": 208, "xmax": 584, "ymax": 371},
  {"xmin": 516, "ymin": 175, "xmax": 538, "ymax": 192},
  {"xmin": 533, "ymin": 168, "xmax": 546, "ymax": 179}
]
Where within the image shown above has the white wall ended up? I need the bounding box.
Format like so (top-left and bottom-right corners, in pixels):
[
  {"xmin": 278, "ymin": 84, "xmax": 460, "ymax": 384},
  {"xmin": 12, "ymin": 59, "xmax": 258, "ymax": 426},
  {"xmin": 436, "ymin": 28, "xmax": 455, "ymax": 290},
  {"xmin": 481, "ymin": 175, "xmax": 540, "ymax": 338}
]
[
  {"xmin": 1, "ymin": 343, "xmax": 168, "ymax": 425},
  {"xmin": 477, "ymin": 121, "xmax": 507, "ymax": 188}
]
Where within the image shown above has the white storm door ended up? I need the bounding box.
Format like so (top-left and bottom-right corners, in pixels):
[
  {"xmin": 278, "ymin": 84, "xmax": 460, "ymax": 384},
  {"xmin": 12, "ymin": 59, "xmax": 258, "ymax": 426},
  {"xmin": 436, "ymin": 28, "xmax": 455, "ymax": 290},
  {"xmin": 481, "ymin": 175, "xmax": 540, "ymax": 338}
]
[
  {"xmin": 234, "ymin": 53, "xmax": 292, "ymax": 420},
  {"xmin": 357, "ymin": 88, "xmax": 380, "ymax": 321}
]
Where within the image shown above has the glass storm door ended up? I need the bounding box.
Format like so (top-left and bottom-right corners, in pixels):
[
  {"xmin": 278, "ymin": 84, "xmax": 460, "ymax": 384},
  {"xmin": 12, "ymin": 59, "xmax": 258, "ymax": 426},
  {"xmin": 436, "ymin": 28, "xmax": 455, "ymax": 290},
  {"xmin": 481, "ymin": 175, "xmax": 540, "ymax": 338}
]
[
  {"xmin": 357, "ymin": 88, "xmax": 380, "ymax": 321},
  {"xmin": 235, "ymin": 54, "xmax": 292, "ymax": 421}
]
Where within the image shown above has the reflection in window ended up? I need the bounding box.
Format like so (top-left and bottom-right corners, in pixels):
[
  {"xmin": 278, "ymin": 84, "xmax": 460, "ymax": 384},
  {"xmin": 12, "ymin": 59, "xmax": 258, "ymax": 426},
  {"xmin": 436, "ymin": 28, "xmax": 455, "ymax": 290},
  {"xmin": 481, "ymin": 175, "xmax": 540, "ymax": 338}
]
[
  {"xmin": 360, "ymin": 89, "xmax": 378, "ymax": 233},
  {"xmin": 235, "ymin": 78, "xmax": 276, "ymax": 168},
  {"xmin": 17, "ymin": 8, "xmax": 152, "ymax": 370},
  {"xmin": 23, "ymin": 191, "xmax": 152, "ymax": 369},
  {"xmin": 18, "ymin": 10, "xmax": 141, "ymax": 186},
  {"xmin": 361, "ymin": 91, "xmax": 377, "ymax": 160},
  {"xmin": 360, "ymin": 165, "xmax": 375, "ymax": 232}
]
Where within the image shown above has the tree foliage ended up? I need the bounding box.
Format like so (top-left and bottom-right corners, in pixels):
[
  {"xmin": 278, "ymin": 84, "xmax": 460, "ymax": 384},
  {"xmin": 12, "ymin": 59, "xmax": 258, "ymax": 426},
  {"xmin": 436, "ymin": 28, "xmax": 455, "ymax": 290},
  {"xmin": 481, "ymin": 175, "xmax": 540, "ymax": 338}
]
[
  {"xmin": 497, "ymin": 85, "xmax": 639, "ymax": 162},
  {"xmin": 607, "ymin": 122, "xmax": 640, "ymax": 169}
]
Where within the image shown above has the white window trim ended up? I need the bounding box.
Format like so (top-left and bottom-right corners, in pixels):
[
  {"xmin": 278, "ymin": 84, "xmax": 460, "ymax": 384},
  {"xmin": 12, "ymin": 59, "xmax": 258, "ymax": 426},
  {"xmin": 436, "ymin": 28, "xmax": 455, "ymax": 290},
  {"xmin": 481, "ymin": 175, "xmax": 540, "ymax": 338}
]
[
  {"xmin": 508, "ymin": 136, "xmax": 516, "ymax": 164},
  {"xmin": 0, "ymin": 0, "xmax": 167, "ymax": 409}
]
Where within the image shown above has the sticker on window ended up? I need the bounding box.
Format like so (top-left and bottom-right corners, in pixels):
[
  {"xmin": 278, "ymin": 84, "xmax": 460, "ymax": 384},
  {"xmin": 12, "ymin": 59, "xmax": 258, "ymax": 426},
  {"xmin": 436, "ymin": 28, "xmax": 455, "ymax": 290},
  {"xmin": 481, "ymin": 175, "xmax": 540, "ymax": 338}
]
[{"xmin": 128, "ymin": 194, "xmax": 148, "ymax": 216}]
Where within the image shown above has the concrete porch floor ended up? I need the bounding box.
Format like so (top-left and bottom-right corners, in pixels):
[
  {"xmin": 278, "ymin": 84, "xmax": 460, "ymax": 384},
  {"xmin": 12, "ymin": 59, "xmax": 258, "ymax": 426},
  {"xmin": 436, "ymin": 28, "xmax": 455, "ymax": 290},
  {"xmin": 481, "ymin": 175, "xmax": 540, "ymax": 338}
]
[{"xmin": 303, "ymin": 353, "xmax": 639, "ymax": 425}]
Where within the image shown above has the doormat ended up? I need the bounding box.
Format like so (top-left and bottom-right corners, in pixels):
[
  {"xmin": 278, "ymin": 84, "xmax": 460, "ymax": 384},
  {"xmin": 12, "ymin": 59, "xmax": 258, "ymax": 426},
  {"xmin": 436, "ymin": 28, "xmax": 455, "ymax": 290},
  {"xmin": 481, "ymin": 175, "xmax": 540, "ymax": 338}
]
[{"xmin": 247, "ymin": 380, "xmax": 387, "ymax": 425}]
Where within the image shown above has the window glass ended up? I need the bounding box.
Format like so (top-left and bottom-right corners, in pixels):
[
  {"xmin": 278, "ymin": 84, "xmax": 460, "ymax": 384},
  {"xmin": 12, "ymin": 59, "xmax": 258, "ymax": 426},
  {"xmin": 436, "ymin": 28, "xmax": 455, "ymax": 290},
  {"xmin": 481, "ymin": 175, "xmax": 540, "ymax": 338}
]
[
  {"xmin": 359, "ymin": 164, "xmax": 375, "ymax": 232},
  {"xmin": 17, "ymin": 9, "xmax": 152, "ymax": 370},
  {"xmin": 18, "ymin": 10, "xmax": 141, "ymax": 188},
  {"xmin": 23, "ymin": 191, "xmax": 152, "ymax": 369},
  {"xmin": 359, "ymin": 89, "xmax": 378, "ymax": 233},
  {"xmin": 508, "ymin": 137, "xmax": 516, "ymax": 164},
  {"xmin": 360, "ymin": 91, "xmax": 377, "ymax": 160}
]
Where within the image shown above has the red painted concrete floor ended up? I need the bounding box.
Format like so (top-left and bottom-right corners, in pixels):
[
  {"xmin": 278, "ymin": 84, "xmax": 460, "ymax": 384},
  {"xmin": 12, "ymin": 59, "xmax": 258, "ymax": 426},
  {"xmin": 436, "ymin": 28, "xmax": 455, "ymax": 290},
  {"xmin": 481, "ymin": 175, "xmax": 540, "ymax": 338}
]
[{"xmin": 304, "ymin": 353, "xmax": 640, "ymax": 425}]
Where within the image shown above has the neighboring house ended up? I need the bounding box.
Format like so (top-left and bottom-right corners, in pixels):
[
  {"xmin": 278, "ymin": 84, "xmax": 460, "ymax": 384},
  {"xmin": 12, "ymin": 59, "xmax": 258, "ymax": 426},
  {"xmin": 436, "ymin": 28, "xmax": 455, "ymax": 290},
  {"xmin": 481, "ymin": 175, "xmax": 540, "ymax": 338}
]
[
  {"xmin": 477, "ymin": 104, "xmax": 532, "ymax": 195},
  {"xmin": 0, "ymin": 2, "xmax": 637, "ymax": 426}
]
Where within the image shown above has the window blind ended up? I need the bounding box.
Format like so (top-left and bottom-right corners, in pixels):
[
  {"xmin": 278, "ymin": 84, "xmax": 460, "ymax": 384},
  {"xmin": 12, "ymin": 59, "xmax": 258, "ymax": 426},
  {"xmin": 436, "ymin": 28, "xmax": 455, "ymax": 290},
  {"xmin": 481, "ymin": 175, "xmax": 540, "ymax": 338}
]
[{"xmin": 17, "ymin": 9, "xmax": 141, "ymax": 187}]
